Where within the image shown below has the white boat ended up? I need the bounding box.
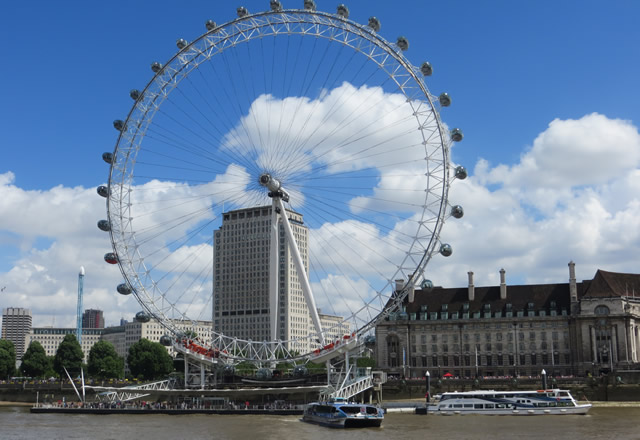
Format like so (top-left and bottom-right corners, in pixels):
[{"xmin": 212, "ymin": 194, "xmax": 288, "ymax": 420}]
[
  {"xmin": 427, "ymin": 389, "xmax": 591, "ymax": 415},
  {"xmin": 301, "ymin": 397, "xmax": 384, "ymax": 428}
]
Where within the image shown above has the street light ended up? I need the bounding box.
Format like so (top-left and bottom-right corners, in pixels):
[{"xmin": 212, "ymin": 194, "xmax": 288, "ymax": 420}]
[{"xmin": 426, "ymin": 370, "xmax": 431, "ymax": 402}]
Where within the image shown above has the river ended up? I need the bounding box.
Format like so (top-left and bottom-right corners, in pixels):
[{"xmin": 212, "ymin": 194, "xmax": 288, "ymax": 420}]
[{"xmin": 1, "ymin": 406, "xmax": 638, "ymax": 440}]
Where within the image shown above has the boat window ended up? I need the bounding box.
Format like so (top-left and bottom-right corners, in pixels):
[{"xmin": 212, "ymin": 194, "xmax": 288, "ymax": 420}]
[
  {"xmin": 496, "ymin": 404, "xmax": 507, "ymax": 408},
  {"xmin": 485, "ymin": 404, "xmax": 495, "ymax": 409},
  {"xmin": 474, "ymin": 404, "xmax": 483, "ymax": 409},
  {"xmin": 365, "ymin": 407, "xmax": 379, "ymax": 415},
  {"xmin": 454, "ymin": 404, "xmax": 463, "ymax": 408},
  {"xmin": 340, "ymin": 406, "xmax": 362, "ymax": 414},
  {"xmin": 463, "ymin": 404, "xmax": 473, "ymax": 408}
]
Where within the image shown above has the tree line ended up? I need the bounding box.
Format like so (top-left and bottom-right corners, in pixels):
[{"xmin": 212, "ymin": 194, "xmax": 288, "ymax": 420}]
[{"xmin": 0, "ymin": 336, "xmax": 173, "ymax": 381}]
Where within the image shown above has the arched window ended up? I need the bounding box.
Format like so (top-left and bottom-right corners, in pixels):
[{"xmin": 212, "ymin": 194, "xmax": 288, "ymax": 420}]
[{"xmin": 594, "ymin": 305, "xmax": 610, "ymax": 316}]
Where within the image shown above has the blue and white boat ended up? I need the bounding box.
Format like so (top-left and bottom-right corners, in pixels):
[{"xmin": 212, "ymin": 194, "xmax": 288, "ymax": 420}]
[
  {"xmin": 428, "ymin": 389, "xmax": 591, "ymax": 415},
  {"xmin": 302, "ymin": 397, "xmax": 384, "ymax": 428}
]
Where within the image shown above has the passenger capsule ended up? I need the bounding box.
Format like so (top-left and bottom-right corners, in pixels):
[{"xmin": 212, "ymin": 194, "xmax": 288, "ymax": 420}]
[
  {"xmin": 439, "ymin": 243, "xmax": 453, "ymax": 257},
  {"xmin": 303, "ymin": 0, "xmax": 316, "ymax": 11},
  {"xmin": 97, "ymin": 185, "xmax": 109, "ymax": 198},
  {"xmin": 237, "ymin": 6, "xmax": 249, "ymax": 17},
  {"xmin": 97, "ymin": 219, "xmax": 111, "ymax": 232},
  {"xmin": 336, "ymin": 4, "xmax": 349, "ymax": 18},
  {"xmin": 151, "ymin": 62, "xmax": 162, "ymax": 73},
  {"xmin": 256, "ymin": 368, "xmax": 272, "ymax": 380},
  {"xmin": 176, "ymin": 38, "xmax": 188, "ymax": 50},
  {"xmin": 293, "ymin": 365, "xmax": 308, "ymax": 377},
  {"xmin": 104, "ymin": 253, "xmax": 118, "ymax": 264},
  {"xmin": 135, "ymin": 311, "xmax": 151, "ymax": 323},
  {"xmin": 451, "ymin": 205, "xmax": 464, "ymax": 219},
  {"xmin": 368, "ymin": 16, "xmax": 381, "ymax": 32},
  {"xmin": 117, "ymin": 283, "xmax": 132, "ymax": 295},
  {"xmin": 396, "ymin": 36, "xmax": 409, "ymax": 51},
  {"xmin": 270, "ymin": 0, "xmax": 282, "ymax": 11},
  {"xmin": 102, "ymin": 152, "xmax": 113, "ymax": 164},
  {"xmin": 205, "ymin": 20, "xmax": 217, "ymax": 31},
  {"xmin": 113, "ymin": 120, "xmax": 125, "ymax": 131},
  {"xmin": 160, "ymin": 335, "xmax": 172, "ymax": 346},
  {"xmin": 439, "ymin": 92, "xmax": 451, "ymax": 107},
  {"xmin": 450, "ymin": 128, "xmax": 464, "ymax": 142},
  {"xmin": 455, "ymin": 166, "xmax": 468, "ymax": 180},
  {"xmin": 420, "ymin": 61, "xmax": 433, "ymax": 76},
  {"xmin": 363, "ymin": 335, "xmax": 376, "ymax": 347},
  {"xmin": 421, "ymin": 279, "xmax": 434, "ymax": 291},
  {"xmin": 129, "ymin": 89, "xmax": 142, "ymax": 101}
]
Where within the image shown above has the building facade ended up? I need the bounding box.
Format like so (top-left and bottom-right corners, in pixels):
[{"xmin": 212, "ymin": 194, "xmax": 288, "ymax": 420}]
[
  {"xmin": 213, "ymin": 206, "xmax": 314, "ymax": 353},
  {"xmin": 375, "ymin": 263, "xmax": 640, "ymax": 378},
  {"xmin": 29, "ymin": 327, "xmax": 104, "ymax": 363},
  {"xmin": 82, "ymin": 309, "xmax": 105, "ymax": 329},
  {"xmin": 103, "ymin": 318, "xmax": 213, "ymax": 362},
  {"xmin": 1, "ymin": 307, "xmax": 32, "ymax": 359}
]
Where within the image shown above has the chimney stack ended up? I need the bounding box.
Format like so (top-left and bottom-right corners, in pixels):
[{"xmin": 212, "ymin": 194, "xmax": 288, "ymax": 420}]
[
  {"xmin": 395, "ymin": 279, "xmax": 405, "ymax": 293},
  {"xmin": 408, "ymin": 284, "xmax": 415, "ymax": 303},
  {"xmin": 468, "ymin": 271, "xmax": 475, "ymax": 301},
  {"xmin": 569, "ymin": 261, "xmax": 577, "ymax": 302},
  {"xmin": 500, "ymin": 268, "xmax": 507, "ymax": 299}
]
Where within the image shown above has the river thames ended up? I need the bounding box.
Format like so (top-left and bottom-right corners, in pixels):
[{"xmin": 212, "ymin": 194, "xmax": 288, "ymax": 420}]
[{"xmin": 1, "ymin": 406, "xmax": 638, "ymax": 440}]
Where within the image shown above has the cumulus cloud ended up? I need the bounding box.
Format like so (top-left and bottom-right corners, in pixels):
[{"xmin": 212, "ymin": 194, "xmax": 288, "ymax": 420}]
[
  {"xmin": 0, "ymin": 173, "xmax": 131, "ymax": 327},
  {"xmin": 2, "ymin": 109, "xmax": 638, "ymax": 337},
  {"xmin": 430, "ymin": 113, "xmax": 640, "ymax": 288}
]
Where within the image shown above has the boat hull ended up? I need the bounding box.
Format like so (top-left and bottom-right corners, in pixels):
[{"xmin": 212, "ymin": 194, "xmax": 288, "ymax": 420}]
[
  {"xmin": 302, "ymin": 414, "xmax": 383, "ymax": 427},
  {"xmin": 301, "ymin": 400, "xmax": 384, "ymax": 428},
  {"xmin": 427, "ymin": 404, "xmax": 592, "ymax": 416},
  {"xmin": 426, "ymin": 389, "xmax": 592, "ymax": 416}
]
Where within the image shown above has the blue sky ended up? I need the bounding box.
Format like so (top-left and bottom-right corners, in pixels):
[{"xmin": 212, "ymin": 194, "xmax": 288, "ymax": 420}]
[{"xmin": 1, "ymin": 0, "xmax": 639, "ymax": 328}]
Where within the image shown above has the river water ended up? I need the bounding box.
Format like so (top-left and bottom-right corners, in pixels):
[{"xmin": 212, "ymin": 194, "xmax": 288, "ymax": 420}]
[{"xmin": 1, "ymin": 406, "xmax": 638, "ymax": 440}]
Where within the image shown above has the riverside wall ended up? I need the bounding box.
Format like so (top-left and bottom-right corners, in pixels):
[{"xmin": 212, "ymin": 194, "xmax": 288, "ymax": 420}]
[
  {"xmin": 380, "ymin": 373, "xmax": 640, "ymax": 402},
  {"xmin": 3, "ymin": 373, "xmax": 640, "ymax": 404}
]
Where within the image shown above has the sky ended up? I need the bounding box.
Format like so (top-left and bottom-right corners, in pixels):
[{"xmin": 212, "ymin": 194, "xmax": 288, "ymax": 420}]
[{"xmin": 1, "ymin": 0, "xmax": 639, "ymax": 330}]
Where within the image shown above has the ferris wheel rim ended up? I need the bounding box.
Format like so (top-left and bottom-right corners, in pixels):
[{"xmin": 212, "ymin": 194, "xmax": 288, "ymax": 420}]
[{"xmin": 105, "ymin": 7, "xmax": 454, "ymax": 362}]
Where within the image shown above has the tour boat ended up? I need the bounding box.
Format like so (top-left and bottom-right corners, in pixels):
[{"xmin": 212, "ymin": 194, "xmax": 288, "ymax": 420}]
[
  {"xmin": 301, "ymin": 397, "xmax": 384, "ymax": 428},
  {"xmin": 427, "ymin": 389, "xmax": 591, "ymax": 415}
]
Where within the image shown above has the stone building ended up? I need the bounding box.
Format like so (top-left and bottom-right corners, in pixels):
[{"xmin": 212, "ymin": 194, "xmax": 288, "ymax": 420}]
[
  {"xmin": 375, "ymin": 262, "xmax": 640, "ymax": 378},
  {"xmin": 1, "ymin": 307, "xmax": 32, "ymax": 359},
  {"xmin": 213, "ymin": 206, "xmax": 314, "ymax": 353},
  {"xmin": 29, "ymin": 327, "xmax": 104, "ymax": 363}
]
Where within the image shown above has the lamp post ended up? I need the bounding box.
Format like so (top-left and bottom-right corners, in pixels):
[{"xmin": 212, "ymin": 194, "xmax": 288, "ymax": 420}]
[{"xmin": 426, "ymin": 370, "xmax": 431, "ymax": 402}]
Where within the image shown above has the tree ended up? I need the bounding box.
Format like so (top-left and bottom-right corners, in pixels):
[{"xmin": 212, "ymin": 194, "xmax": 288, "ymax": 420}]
[
  {"xmin": 127, "ymin": 338, "xmax": 173, "ymax": 381},
  {"xmin": 88, "ymin": 340, "xmax": 124, "ymax": 379},
  {"xmin": 53, "ymin": 334, "xmax": 84, "ymax": 377},
  {"xmin": 356, "ymin": 357, "xmax": 376, "ymax": 368},
  {"xmin": 20, "ymin": 341, "xmax": 51, "ymax": 378},
  {"xmin": 0, "ymin": 339, "xmax": 16, "ymax": 379}
]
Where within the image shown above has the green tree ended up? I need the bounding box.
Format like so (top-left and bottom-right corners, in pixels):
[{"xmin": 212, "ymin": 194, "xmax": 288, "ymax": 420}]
[
  {"xmin": 20, "ymin": 341, "xmax": 51, "ymax": 378},
  {"xmin": 88, "ymin": 340, "xmax": 124, "ymax": 379},
  {"xmin": 0, "ymin": 339, "xmax": 16, "ymax": 379},
  {"xmin": 356, "ymin": 357, "xmax": 376, "ymax": 368},
  {"xmin": 127, "ymin": 339, "xmax": 173, "ymax": 381},
  {"xmin": 53, "ymin": 334, "xmax": 84, "ymax": 377}
]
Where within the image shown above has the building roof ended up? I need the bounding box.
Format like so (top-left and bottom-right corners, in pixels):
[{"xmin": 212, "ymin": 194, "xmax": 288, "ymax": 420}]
[
  {"xmin": 581, "ymin": 270, "xmax": 640, "ymax": 298},
  {"xmin": 400, "ymin": 269, "xmax": 640, "ymax": 315},
  {"xmin": 404, "ymin": 282, "xmax": 572, "ymax": 315}
]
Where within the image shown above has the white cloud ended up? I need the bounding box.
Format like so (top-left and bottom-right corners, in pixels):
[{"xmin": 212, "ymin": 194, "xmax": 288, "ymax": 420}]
[
  {"xmin": 2, "ymin": 109, "xmax": 638, "ymax": 339},
  {"xmin": 430, "ymin": 113, "xmax": 640, "ymax": 288}
]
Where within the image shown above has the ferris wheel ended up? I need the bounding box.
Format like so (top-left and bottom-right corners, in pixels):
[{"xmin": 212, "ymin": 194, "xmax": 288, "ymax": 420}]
[{"xmin": 97, "ymin": 1, "xmax": 467, "ymax": 363}]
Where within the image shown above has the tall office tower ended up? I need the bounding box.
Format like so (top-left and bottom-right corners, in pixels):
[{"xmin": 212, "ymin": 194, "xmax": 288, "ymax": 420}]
[
  {"xmin": 1, "ymin": 307, "xmax": 33, "ymax": 359},
  {"xmin": 82, "ymin": 309, "xmax": 105, "ymax": 329},
  {"xmin": 213, "ymin": 206, "xmax": 312, "ymax": 352}
]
